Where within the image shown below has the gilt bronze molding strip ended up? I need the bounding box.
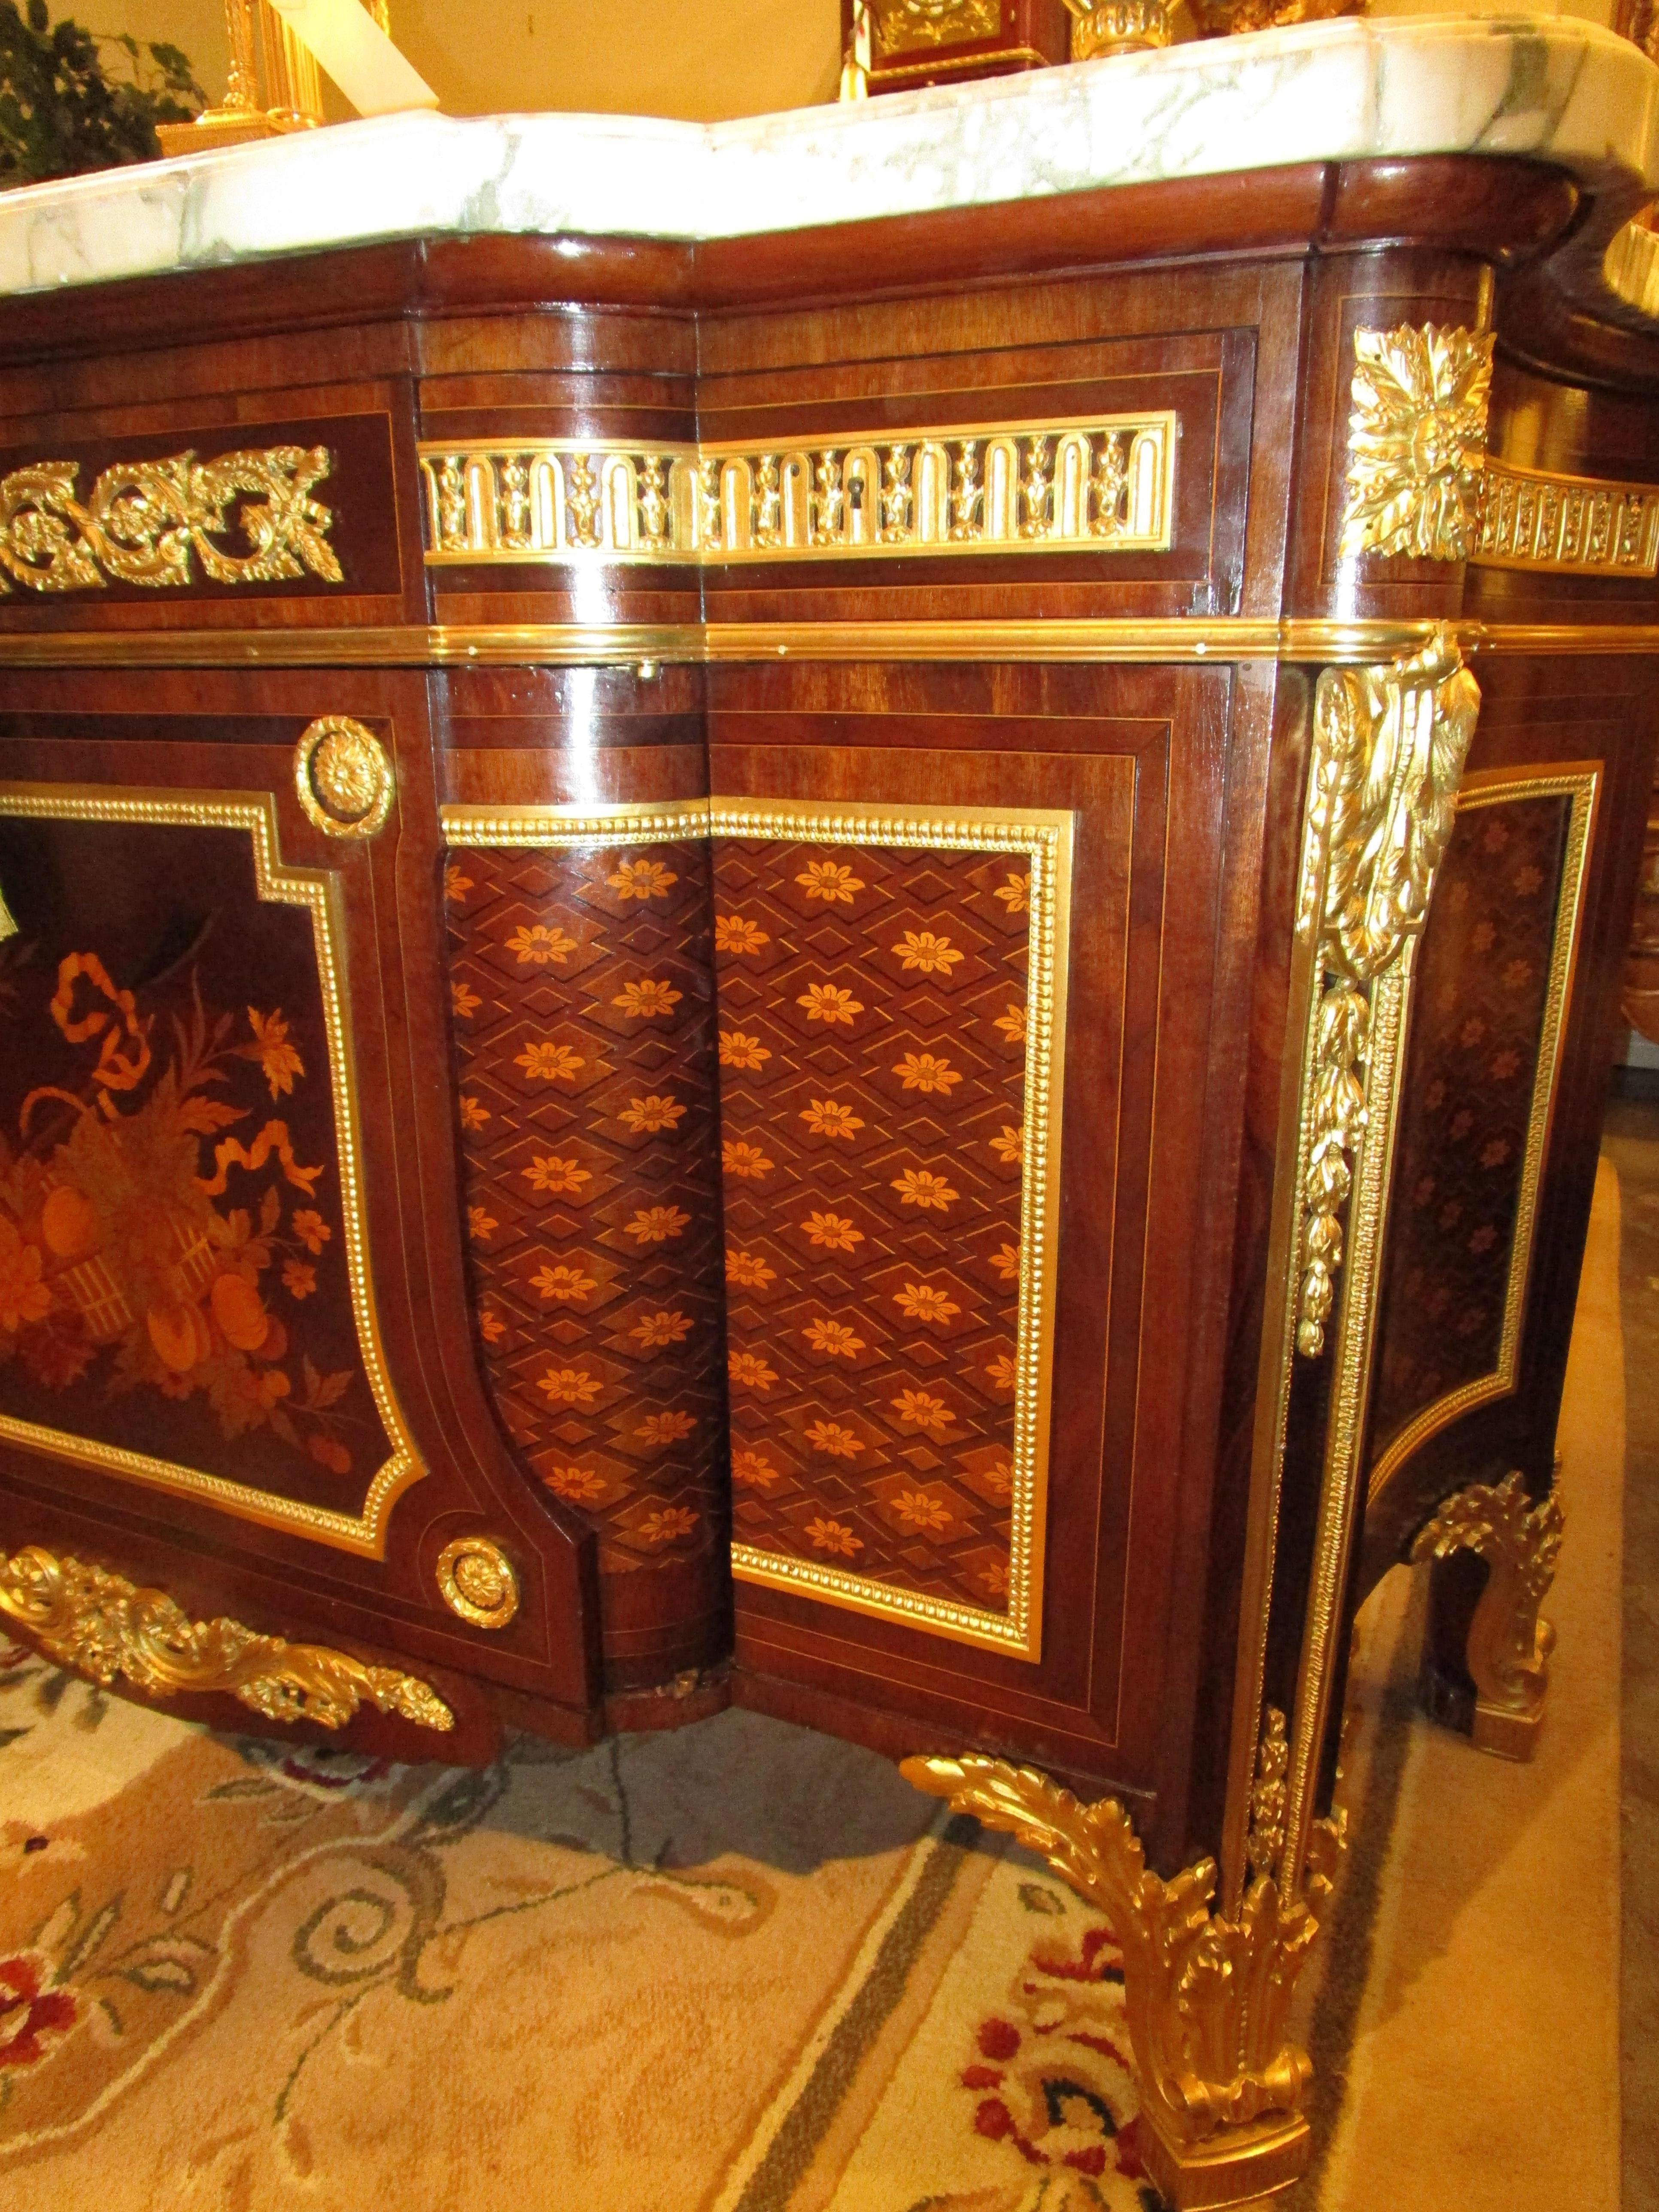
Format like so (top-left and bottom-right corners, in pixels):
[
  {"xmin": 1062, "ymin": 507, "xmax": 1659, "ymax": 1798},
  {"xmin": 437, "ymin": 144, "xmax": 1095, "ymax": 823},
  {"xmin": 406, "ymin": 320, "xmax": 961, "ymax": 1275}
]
[{"xmin": 7, "ymin": 617, "xmax": 1659, "ymax": 669}]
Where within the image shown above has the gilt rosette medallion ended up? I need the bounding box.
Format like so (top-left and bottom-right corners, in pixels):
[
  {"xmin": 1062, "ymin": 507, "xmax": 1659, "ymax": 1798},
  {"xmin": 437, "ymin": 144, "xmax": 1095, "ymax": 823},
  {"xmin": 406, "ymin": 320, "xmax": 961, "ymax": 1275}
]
[
  {"xmin": 712, "ymin": 802, "xmax": 1068, "ymax": 1658},
  {"xmin": 0, "ymin": 798, "xmax": 411, "ymax": 1550},
  {"xmin": 442, "ymin": 830, "xmax": 726, "ymax": 1574}
]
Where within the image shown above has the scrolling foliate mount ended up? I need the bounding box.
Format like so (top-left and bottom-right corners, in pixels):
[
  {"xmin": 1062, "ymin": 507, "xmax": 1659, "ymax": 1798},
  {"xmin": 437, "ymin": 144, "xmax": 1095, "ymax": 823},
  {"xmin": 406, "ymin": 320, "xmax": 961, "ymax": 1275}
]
[
  {"xmin": 902, "ymin": 1721, "xmax": 1346, "ymax": 2206},
  {"xmin": 0, "ymin": 446, "xmax": 343, "ymax": 593},
  {"xmin": 1294, "ymin": 626, "xmax": 1480, "ymax": 1358},
  {"xmin": 1412, "ymin": 1469, "xmax": 1564, "ymax": 1758},
  {"xmin": 0, "ymin": 1544, "xmax": 453, "ymax": 1733},
  {"xmin": 1336, "ymin": 320, "xmax": 1659, "ymax": 574},
  {"xmin": 1338, "ymin": 324, "xmax": 1494, "ymax": 562}
]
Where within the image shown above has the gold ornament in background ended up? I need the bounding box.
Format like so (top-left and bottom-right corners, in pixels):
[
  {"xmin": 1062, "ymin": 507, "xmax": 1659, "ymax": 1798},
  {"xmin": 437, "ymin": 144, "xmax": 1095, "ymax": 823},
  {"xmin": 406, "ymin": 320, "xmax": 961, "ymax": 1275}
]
[
  {"xmin": 1246, "ymin": 1704, "xmax": 1289, "ymax": 1878},
  {"xmin": 1338, "ymin": 324, "xmax": 1495, "ymax": 562},
  {"xmin": 1615, "ymin": 0, "xmax": 1659, "ymax": 63},
  {"xmin": 1187, "ymin": 0, "xmax": 1362, "ymax": 31},
  {"xmin": 1411, "ymin": 1470, "xmax": 1564, "ymax": 1759},
  {"xmin": 902, "ymin": 1750, "xmax": 1346, "ymax": 2206},
  {"xmin": 872, "ymin": 0, "xmax": 1001, "ymax": 54},
  {"xmin": 158, "ymin": 0, "xmax": 338, "ymax": 151},
  {"xmin": 1294, "ymin": 626, "xmax": 1480, "ymax": 1358},
  {"xmin": 294, "ymin": 717, "xmax": 395, "ymax": 839},
  {"xmin": 1063, "ymin": 0, "xmax": 1170, "ymax": 56},
  {"xmin": 0, "ymin": 447, "xmax": 342, "ymax": 595},
  {"xmin": 0, "ymin": 1544, "xmax": 453, "ymax": 1731},
  {"xmin": 436, "ymin": 1536, "xmax": 520, "ymax": 1629}
]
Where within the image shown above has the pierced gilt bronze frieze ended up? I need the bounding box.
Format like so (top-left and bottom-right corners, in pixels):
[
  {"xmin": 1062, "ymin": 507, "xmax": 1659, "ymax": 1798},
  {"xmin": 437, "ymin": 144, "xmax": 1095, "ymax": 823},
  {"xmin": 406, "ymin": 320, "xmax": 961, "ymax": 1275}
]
[
  {"xmin": 1473, "ymin": 458, "xmax": 1659, "ymax": 577},
  {"xmin": 418, "ymin": 416, "xmax": 1175, "ymax": 568}
]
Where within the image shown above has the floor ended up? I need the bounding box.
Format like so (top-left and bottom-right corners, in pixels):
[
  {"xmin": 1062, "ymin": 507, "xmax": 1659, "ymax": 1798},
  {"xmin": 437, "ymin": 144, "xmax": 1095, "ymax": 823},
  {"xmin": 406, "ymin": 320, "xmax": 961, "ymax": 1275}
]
[
  {"xmin": 1604, "ymin": 1081, "xmax": 1659, "ymax": 2212},
  {"xmin": 1281, "ymin": 1141, "xmax": 1627, "ymax": 2211}
]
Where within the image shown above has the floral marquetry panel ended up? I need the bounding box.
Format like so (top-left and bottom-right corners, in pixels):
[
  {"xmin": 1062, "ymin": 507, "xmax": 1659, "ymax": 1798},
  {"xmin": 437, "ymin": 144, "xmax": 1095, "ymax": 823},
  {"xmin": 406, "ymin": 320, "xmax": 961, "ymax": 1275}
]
[
  {"xmin": 442, "ymin": 838, "xmax": 727, "ymax": 1579},
  {"xmin": 0, "ymin": 804, "xmax": 404, "ymax": 1545},
  {"xmin": 712, "ymin": 808, "xmax": 1068, "ymax": 1658},
  {"xmin": 1368, "ymin": 776, "xmax": 1594, "ymax": 1498}
]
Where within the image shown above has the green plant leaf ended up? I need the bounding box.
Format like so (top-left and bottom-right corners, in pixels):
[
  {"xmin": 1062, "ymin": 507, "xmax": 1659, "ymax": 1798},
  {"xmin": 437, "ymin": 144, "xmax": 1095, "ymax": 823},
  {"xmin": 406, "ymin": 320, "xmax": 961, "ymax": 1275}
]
[{"xmin": 0, "ymin": 0, "xmax": 204, "ymax": 188}]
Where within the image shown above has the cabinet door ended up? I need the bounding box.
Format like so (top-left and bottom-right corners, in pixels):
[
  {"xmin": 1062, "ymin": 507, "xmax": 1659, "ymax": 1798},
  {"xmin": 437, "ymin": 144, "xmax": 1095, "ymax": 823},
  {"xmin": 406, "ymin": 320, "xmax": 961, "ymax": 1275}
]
[
  {"xmin": 0, "ymin": 668, "xmax": 598, "ymax": 1751},
  {"xmin": 708, "ymin": 657, "xmax": 1263, "ymax": 1855}
]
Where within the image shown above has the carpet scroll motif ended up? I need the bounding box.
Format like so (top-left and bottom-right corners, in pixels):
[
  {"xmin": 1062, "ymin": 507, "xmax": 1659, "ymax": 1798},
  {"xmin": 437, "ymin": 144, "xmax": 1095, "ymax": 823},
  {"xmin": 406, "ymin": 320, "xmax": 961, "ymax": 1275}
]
[{"xmin": 0, "ymin": 1655, "xmax": 1164, "ymax": 2209}]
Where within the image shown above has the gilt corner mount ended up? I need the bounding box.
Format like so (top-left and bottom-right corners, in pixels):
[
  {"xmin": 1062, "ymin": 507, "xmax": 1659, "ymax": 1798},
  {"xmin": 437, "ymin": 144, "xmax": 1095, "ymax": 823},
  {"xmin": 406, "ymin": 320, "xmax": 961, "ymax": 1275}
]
[
  {"xmin": 1337, "ymin": 322, "xmax": 1659, "ymax": 576},
  {"xmin": 902, "ymin": 1723, "xmax": 1347, "ymax": 2208},
  {"xmin": 1293, "ymin": 627, "xmax": 1481, "ymax": 1361}
]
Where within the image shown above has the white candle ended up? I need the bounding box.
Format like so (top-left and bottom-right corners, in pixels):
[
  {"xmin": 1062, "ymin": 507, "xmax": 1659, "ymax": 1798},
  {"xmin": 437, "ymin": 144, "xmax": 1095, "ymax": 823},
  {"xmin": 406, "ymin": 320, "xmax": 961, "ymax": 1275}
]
[{"xmin": 264, "ymin": 0, "xmax": 439, "ymax": 116}]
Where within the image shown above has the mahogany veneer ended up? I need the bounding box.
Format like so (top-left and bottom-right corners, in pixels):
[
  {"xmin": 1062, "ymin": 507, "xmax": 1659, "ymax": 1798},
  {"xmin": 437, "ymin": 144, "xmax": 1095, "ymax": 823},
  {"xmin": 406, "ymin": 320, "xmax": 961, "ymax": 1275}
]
[{"xmin": 0, "ymin": 150, "xmax": 1653, "ymax": 1899}]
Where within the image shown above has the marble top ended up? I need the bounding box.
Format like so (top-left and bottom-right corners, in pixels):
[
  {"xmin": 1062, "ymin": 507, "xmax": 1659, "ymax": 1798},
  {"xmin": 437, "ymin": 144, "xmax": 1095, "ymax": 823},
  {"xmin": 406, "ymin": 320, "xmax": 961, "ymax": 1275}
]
[{"xmin": 1, "ymin": 13, "xmax": 1656, "ymax": 301}]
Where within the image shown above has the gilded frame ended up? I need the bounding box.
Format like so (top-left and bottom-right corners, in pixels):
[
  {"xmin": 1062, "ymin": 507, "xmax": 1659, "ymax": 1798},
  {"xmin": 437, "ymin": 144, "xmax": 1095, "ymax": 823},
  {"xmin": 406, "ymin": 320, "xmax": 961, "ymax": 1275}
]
[
  {"xmin": 713, "ymin": 796, "xmax": 1071, "ymax": 1662},
  {"xmin": 0, "ymin": 784, "xmax": 425, "ymax": 1556},
  {"xmin": 1366, "ymin": 763, "xmax": 1599, "ymax": 1503},
  {"xmin": 437, "ymin": 793, "xmax": 1073, "ymax": 1662}
]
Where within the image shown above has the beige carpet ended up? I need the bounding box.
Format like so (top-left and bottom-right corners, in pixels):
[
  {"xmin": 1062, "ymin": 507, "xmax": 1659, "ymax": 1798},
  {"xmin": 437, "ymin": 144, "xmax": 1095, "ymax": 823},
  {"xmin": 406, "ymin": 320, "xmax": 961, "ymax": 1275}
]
[
  {"xmin": 0, "ymin": 1165, "xmax": 1627, "ymax": 2210},
  {"xmin": 0, "ymin": 1667, "xmax": 1158, "ymax": 2208},
  {"xmin": 1291, "ymin": 1152, "xmax": 1625, "ymax": 2211}
]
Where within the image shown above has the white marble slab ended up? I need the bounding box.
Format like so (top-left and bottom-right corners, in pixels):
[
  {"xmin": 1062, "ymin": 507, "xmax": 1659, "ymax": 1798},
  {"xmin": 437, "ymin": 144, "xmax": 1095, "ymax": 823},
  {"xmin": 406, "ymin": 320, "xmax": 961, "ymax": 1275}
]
[{"xmin": 0, "ymin": 14, "xmax": 1655, "ymax": 301}]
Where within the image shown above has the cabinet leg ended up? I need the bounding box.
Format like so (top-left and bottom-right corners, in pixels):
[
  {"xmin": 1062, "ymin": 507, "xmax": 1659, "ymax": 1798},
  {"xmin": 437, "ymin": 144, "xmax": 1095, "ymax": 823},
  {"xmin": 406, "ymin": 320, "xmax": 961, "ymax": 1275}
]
[
  {"xmin": 901, "ymin": 1735, "xmax": 1346, "ymax": 2210},
  {"xmin": 1411, "ymin": 1470, "xmax": 1563, "ymax": 1761}
]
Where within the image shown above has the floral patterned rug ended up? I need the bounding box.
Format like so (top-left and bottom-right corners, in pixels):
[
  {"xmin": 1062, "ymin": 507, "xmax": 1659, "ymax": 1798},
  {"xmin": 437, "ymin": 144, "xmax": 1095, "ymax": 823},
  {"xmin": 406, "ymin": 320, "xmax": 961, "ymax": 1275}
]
[{"xmin": 0, "ymin": 1663, "xmax": 1161, "ymax": 2212}]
